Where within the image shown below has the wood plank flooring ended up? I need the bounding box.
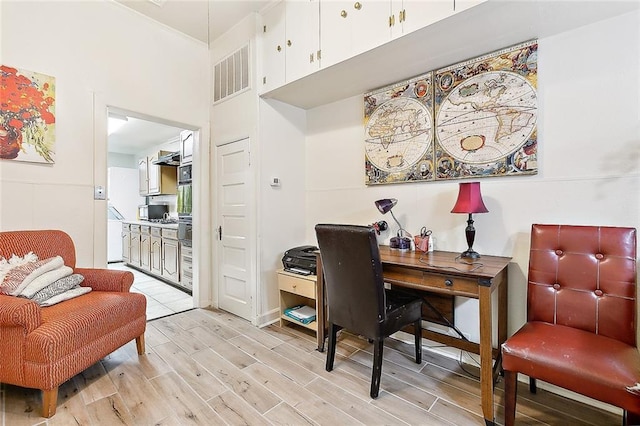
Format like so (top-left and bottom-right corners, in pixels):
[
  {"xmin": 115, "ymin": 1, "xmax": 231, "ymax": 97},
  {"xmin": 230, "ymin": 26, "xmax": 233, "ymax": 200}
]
[{"xmin": 1, "ymin": 308, "xmax": 622, "ymax": 425}]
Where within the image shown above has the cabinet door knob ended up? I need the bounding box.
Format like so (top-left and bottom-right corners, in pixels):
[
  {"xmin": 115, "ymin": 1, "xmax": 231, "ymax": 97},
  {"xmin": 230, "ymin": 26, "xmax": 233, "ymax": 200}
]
[
  {"xmin": 287, "ymin": 39, "xmax": 292, "ymax": 47},
  {"xmin": 354, "ymin": 2, "xmax": 361, "ymax": 10},
  {"xmin": 444, "ymin": 279, "xmax": 453, "ymax": 287},
  {"xmin": 340, "ymin": 10, "xmax": 347, "ymax": 18},
  {"xmin": 277, "ymin": 45, "xmax": 282, "ymax": 52}
]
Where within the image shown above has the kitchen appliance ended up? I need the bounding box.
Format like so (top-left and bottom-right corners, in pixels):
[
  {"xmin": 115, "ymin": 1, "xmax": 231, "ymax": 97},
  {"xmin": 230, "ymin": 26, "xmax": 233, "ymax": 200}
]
[
  {"xmin": 152, "ymin": 150, "xmax": 180, "ymax": 166},
  {"xmin": 178, "ymin": 217, "xmax": 192, "ymax": 247},
  {"xmin": 282, "ymin": 245, "xmax": 318, "ymax": 275},
  {"xmin": 177, "ymin": 164, "xmax": 192, "ymax": 218},
  {"xmin": 138, "ymin": 204, "xmax": 168, "ymax": 221},
  {"xmin": 178, "ymin": 164, "xmax": 192, "ymax": 184}
]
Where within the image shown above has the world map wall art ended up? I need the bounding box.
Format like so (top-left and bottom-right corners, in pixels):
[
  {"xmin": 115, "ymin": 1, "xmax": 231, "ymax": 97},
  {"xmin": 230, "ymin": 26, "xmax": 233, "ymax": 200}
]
[
  {"xmin": 364, "ymin": 40, "xmax": 537, "ymax": 185},
  {"xmin": 0, "ymin": 65, "xmax": 56, "ymax": 164}
]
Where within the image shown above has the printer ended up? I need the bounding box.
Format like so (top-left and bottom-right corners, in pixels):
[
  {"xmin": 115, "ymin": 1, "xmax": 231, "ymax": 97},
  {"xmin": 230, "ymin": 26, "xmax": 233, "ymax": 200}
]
[{"xmin": 282, "ymin": 245, "xmax": 318, "ymax": 275}]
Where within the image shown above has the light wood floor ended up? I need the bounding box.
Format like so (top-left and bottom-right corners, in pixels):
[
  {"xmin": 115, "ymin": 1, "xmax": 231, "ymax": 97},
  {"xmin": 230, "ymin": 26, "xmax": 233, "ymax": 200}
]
[{"xmin": 2, "ymin": 308, "xmax": 622, "ymax": 425}]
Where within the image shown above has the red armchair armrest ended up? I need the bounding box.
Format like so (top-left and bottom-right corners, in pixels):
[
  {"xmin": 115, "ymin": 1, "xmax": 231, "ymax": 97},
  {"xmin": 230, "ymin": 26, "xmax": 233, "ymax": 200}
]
[
  {"xmin": 0, "ymin": 294, "xmax": 42, "ymax": 333},
  {"xmin": 74, "ymin": 268, "xmax": 134, "ymax": 293}
]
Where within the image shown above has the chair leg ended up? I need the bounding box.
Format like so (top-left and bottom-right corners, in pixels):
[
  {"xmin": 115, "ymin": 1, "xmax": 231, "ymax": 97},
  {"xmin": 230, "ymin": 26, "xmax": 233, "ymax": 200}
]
[
  {"xmin": 624, "ymin": 410, "xmax": 640, "ymax": 426},
  {"xmin": 42, "ymin": 387, "xmax": 58, "ymax": 418},
  {"xmin": 504, "ymin": 370, "xmax": 518, "ymax": 426},
  {"xmin": 413, "ymin": 319, "xmax": 422, "ymax": 364},
  {"xmin": 529, "ymin": 377, "xmax": 537, "ymax": 393},
  {"xmin": 136, "ymin": 333, "xmax": 146, "ymax": 355},
  {"xmin": 326, "ymin": 323, "xmax": 339, "ymax": 372},
  {"xmin": 370, "ymin": 338, "xmax": 384, "ymax": 399}
]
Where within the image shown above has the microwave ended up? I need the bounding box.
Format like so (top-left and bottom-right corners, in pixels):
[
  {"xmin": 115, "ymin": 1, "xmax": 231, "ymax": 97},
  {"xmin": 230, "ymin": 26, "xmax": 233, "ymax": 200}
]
[
  {"xmin": 138, "ymin": 204, "xmax": 168, "ymax": 221},
  {"xmin": 178, "ymin": 164, "xmax": 192, "ymax": 184}
]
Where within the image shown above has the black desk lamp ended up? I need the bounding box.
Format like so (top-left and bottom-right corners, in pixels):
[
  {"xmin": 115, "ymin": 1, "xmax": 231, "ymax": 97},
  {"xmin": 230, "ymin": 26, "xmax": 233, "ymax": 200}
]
[
  {"xmin": 451, "ymin": 182, "xmax": 488, "ymax": 259},
  {"xmin": 375, "ymin": 198, "xmax": 412, "ymax": 250}
]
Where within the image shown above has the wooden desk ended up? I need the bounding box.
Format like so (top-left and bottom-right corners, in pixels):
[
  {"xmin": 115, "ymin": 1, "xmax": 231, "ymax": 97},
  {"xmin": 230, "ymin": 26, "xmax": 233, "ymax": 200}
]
[{"xmin": 316, "ymin": 247, "xmax": 511, "ymax": 426}]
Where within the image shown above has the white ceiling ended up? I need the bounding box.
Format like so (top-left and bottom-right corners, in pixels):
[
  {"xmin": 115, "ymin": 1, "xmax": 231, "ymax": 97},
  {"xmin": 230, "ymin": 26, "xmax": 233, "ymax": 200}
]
[
  {"xmin": 109, "ymin": 116, "xmax": 185, "ymax": 155},
  {"xmin": 108, "ymin": 0, "xmax": 271, "ymax": 155},
  {"xmin": 115, "ymin": 0, "xmax": 272, "ymax": 44}
]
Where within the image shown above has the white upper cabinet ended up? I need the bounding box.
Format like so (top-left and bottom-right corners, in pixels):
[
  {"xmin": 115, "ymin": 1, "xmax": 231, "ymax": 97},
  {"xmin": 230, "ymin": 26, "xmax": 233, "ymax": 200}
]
[
  {"xmin": 286, "ymin": 0, "xmax": 320, "ymax": 82},
  {"xmin": 319, "ymin": 0, "xmax": 391, "ymax": 69},
  {"xmin": 454, "ymin": 0, "xmax": 487, "ymax": 14},
  {"xmin": 261, "ymin": 1, "xmax": 286, "ymax": 92},
  {"xmin": 390, "ymin": 1, "xmax": 454, "ymax": 39},
  {"xmin": 261, "ymin": 0, "xmax": 320, "ymax": 93}
]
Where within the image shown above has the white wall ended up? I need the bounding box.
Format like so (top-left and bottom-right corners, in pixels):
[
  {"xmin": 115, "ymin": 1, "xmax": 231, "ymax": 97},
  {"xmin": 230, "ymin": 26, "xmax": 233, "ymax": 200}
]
[
  {"xmin": 0, "ymin": 1, "xmax": 209, "ymax": 270},
  {"xmin": 211, "ymin": 13, "xmax": 308, "ymax": 324},
  {"xmin": 304, "ymin": 10, "xmax": 640, "ymax": 341}
]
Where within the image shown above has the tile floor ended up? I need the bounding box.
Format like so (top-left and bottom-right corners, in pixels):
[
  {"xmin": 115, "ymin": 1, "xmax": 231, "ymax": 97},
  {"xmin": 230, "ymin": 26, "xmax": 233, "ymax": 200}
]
[{"xmin": 108, "ymin": 262, "xmax": 193, "ymax": 320}]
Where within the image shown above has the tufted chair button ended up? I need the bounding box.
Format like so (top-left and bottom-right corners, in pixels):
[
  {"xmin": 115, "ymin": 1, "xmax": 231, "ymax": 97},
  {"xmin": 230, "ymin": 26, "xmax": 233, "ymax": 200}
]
[
  {"xmin": 595, "ymin": 253, "xmax": 604, "ymax": 260},
  {"xmin": 553, "ymin": 283, "xmax": 561, "ymax": 290},
  {"xmin": 594, "ymin": 289, "xmax": 603, "ymax": 296},
  {"xmin": 555, "ymin": 249, "xmax": 563, "ymax": 256}
]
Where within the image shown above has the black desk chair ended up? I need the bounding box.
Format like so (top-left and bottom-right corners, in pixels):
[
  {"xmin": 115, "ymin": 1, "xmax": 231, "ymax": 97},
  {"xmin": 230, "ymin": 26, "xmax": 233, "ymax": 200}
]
[{"xmin": 315, "ymin": 224, "xmax": 423, "ymax": 398}]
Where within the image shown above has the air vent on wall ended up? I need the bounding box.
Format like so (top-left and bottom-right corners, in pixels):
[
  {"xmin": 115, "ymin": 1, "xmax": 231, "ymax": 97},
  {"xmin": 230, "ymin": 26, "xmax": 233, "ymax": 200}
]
[{"xmin": 214, "ymin": 44, "xmax": 250, "ymax": 104}]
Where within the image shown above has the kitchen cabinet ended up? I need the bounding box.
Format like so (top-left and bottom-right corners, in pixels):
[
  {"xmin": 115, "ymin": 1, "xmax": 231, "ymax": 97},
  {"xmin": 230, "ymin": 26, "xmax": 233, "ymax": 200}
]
[
  {"xmin": 140, "ymin": 225, "xmax": 151, "ymax": 271},
  {"xmin": 123, "ymin": 222, "xmax": 183, "ymax": 287},
  {"xmin": 180, "ymin": 244, "xmax": 193, "ymax": 291},
  {"xmin": 139, "ymin": 151, "xmax": 178, "ymax": 196},
  {"xmin": 121, "ymin": 223, "xmax": 131, "ymax": 263},
  {"xmin": 161, "ymin": 228, "xmax": 180, "ymax": 283},
  {"xmin": 129, "ymin": 224, "xmax": 141, "ymax": 267},
  {"xmin": 390, "ymin": 1, "xmax": 454, "ymax": 39},
  {"xmin": 138, "ymin": 158, "xmax": 148, "ymax": 196},
  {"xmin": 319, "ymin": 0, "xmax": 391, "ymax": 69},
  {"xmin": 261, "ymin": 0, "xmax": 320, "ymax": 93},
  {"xmin": 150, "ymin": 227, "xmax": 162, "ymax": 276},
  {"xmin": 180, "ymin": 130, "xmax": 194, "ymax": 165}
]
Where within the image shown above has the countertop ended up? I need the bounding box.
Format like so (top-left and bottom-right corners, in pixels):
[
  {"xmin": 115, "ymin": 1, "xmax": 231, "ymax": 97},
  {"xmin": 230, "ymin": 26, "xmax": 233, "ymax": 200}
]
[{"xmin": 122, "ymin": 220, "xmax": 178, "ymax": 229}]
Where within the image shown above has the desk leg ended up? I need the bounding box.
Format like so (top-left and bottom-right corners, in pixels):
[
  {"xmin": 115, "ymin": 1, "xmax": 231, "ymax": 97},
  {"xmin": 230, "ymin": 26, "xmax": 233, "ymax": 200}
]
[{"xmin": 479, "ymin": 285, "xmax": 494, "ymax": 426}]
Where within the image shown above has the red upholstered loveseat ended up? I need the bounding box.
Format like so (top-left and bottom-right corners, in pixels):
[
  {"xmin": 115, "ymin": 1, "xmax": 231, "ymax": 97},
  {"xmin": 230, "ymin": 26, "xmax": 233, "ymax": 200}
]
[{"xmin": 0, "ymin": 230, "xmax": 147, "ymax": 417}]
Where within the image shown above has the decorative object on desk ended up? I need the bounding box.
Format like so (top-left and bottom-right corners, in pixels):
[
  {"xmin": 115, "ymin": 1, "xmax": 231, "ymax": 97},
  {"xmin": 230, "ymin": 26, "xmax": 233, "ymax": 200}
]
[
  {"xmin": 0, "ymin": 65, "xmax": 56, "ymax": 163},
  {"xmin": 369, "ymin": 220, "xmax": 388, "ymax": 235},
  {"xmin": 414, "ymin": 227, "xmax": 432, "ymax": 252},
  {"xmin": 364, "ymin": 73, "xmax": 434, "ymax": 185},
  {"xmin": 375, "ymin": 198, "xmax": 412, "ymax": 251},
  {"xmin": 283, "ymin": 304, "xmax": 316, "ymax": 325},
  {"xmin": 434, "ymin": 40, "xmax": 538, "ymax": 181},
  {"xmin": 451, "ymin": 182, "xmax": 488, "ymax": 259}
]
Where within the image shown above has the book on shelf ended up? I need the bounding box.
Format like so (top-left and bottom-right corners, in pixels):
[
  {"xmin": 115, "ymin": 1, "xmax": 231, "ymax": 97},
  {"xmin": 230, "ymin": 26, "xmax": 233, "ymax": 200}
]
[{"xmin": 284, "ymin": 304, "xmax": 316, "ymax": 324}]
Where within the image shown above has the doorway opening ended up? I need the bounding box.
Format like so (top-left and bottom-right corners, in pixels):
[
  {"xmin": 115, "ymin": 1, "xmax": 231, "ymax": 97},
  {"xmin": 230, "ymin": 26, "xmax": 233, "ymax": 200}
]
[{"xmin": 106, "ymin": 106, "xmax": 199, "ymax": 320}]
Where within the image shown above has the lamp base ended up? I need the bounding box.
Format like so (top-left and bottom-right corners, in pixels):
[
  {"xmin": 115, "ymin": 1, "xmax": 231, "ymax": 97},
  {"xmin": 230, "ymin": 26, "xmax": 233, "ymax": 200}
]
[
  {"xmin": 390, "ymin": 236, "xmax": 412, "ymax": 251},
  {"xmin": 460, "ymin": 249, "xmax": 481, "ymax": 259}
]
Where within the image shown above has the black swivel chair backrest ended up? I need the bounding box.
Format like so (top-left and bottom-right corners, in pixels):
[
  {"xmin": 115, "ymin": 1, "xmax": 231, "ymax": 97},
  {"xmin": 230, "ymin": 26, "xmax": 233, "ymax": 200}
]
[{"xmin": 315, "ymin": 224, "xmax": 386, "ymax": 339}]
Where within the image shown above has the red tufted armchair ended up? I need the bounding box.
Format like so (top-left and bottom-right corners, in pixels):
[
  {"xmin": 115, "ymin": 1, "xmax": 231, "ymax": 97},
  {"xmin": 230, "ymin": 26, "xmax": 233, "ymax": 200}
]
[
  {"xmin": 0, "ymin": 230, "xmax": 147, "ymax": 418},
  {"xmin": 502, "ymin": 224, "xmax": 640, "ymax": 425}
]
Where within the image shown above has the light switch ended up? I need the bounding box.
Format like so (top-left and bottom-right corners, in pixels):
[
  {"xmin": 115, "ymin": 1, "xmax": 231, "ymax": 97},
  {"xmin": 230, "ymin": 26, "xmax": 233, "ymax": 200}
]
[{"xmin": 270, "ymin": 177, "xmax": 281, "ymax": 187}]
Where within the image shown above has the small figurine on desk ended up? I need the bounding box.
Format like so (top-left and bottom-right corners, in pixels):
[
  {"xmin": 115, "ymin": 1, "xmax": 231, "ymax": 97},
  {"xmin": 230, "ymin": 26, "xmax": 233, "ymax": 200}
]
[{"xmin": 369, "ymin": 220, "xmax": 388, "ymax": 235}]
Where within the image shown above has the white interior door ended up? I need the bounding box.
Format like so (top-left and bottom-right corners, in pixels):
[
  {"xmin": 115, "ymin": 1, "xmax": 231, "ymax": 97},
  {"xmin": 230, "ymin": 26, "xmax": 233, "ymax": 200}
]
[{"xmin": 216, "ymin": 138, "xmax": 253, "ymax": 320}]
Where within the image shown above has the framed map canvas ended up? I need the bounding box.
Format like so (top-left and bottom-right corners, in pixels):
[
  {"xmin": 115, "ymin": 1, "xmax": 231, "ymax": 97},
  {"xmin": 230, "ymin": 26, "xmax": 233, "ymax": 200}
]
[
  {"xmin": 433, "ymin": 40, "xmax": 538, "ymax": 180},
  {"xmin": 364, "ymin": 73, "xmax": 434, "ymax": 185}
]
